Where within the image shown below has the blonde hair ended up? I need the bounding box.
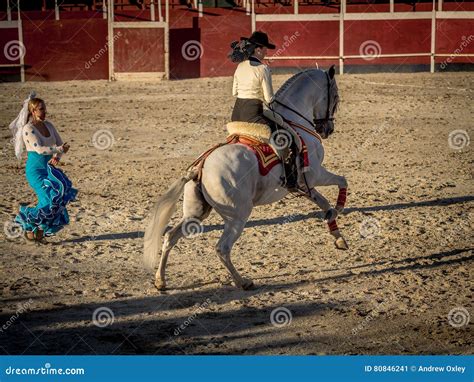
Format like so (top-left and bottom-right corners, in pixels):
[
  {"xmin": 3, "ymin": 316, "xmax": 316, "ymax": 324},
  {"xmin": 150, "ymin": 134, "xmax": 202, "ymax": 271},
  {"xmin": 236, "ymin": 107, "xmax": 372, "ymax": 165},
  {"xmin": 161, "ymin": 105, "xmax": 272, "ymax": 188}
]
[{"xmin": 28, "ymin": 98, "xmax": 45, "ymax": 121}]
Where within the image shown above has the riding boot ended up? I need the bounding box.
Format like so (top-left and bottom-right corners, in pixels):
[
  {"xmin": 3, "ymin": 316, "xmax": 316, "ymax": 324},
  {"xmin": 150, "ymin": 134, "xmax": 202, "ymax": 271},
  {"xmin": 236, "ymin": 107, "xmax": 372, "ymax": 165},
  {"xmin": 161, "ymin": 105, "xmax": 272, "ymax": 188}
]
[
  {"xmin": 275, "ymin": 147, "xmax": 298, "ymax": 192},
  {"xmin": 283, "ymin": 160, "xmax": 298, "ymax": 192},
  {"xmin": 269, "ymin": 145, "xmax": 290, "ymax": 188},
  {"xmin": 295, "ymin": 155, "xmax": 310, "ymax": 194}
]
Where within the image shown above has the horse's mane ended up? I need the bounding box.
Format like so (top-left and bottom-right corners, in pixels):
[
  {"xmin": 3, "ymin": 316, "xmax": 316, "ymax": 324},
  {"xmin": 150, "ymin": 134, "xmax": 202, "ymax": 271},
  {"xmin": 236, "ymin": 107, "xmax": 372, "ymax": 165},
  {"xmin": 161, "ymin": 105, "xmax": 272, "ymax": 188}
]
[
  {"xmin": 275, "ymin": 68, "xmax": 339, "ymax": 112},
  {"xmin": 274, "ymin": 69, "xmax": 318, "ymax": 99}
]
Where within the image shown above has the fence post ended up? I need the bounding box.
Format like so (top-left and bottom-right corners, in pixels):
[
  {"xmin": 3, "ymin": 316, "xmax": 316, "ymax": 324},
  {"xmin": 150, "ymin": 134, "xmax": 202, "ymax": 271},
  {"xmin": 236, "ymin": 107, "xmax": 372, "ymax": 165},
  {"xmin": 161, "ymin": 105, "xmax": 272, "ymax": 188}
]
[
  {"xmin": 18, "ymin": 0, "xmax": 25, "ymax": 82},
  {"xmin": 339, "ymin": 0, "xmax": 345, "ymax": 74},
  {"xmin": 431, "ymin": 0, "xmax": 436, "ymax": 73},
  {"xmin": 150, "ymin": 0, "xmax": 155, "ymax": 21},
  {"xmin": 55, "ymin": 0, "xmax": 60, "ymax": 20},
  {"xmin": 251, "ymin": 0, "xmax": 256, "ymax": 32},
  {"xmin": 158, "ymin": 0, "xmax": 163, "ymax": 22},
  {"xmin": 165, "ymin": 0, "xmax": 170, "ymax": 79},
  {"xmin": 7, "ymin": 0, "xmax": 11, "ymax": 21},
  {"xmin": 108, "ymin": 0, "xmax": 115, "ymax": 81}
]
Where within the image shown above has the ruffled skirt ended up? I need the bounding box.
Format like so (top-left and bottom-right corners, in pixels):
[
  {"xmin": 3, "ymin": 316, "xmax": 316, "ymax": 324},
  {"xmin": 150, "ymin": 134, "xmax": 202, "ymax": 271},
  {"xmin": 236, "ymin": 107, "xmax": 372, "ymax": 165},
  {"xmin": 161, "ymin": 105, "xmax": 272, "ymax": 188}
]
[{"xmin": 15, "ymin": 152, "xmax": 78, "ymax": 236}]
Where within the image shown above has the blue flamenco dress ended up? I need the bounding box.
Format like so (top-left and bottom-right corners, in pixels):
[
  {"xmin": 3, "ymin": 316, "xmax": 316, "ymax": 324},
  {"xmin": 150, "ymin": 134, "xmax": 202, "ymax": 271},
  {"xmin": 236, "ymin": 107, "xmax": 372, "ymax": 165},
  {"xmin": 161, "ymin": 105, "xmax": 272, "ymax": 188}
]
[{"xmin": 15, "ymin": 124, "xmax": 77, "ymax": 236}]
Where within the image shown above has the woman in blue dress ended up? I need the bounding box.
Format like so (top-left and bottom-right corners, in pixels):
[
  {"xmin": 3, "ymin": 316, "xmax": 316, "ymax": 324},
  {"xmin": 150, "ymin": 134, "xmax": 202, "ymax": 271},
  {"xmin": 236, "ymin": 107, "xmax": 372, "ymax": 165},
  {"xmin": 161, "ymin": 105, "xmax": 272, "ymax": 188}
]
[{"xmin": 9, "ymin": 93, "xmax": 77, "ymax": 242}]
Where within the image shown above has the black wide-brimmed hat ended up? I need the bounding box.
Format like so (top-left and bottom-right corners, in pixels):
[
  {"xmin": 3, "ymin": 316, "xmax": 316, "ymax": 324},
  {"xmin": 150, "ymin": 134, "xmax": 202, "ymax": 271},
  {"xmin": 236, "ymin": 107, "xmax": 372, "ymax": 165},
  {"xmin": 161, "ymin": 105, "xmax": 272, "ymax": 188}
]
[{"xmin": 241, "ymin": 31, "xmax": 275, "ymax": 49}]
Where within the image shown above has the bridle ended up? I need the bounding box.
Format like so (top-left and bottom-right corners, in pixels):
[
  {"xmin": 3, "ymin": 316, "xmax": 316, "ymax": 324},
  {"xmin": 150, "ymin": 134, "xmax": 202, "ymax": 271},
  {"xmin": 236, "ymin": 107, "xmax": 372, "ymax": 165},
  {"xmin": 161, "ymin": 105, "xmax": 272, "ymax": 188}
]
[{"xmin": 270, "ymin": 71, "xmax": 334, "ymax": 133}]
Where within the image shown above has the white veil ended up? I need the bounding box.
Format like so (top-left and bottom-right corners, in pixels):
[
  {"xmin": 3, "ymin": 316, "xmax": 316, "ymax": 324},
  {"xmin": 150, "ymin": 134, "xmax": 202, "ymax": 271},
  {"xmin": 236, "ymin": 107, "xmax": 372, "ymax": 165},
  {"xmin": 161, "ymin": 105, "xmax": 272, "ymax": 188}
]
[{"xmin": 9, "ymin": 91, "xmax": 36, "ymax": 160}]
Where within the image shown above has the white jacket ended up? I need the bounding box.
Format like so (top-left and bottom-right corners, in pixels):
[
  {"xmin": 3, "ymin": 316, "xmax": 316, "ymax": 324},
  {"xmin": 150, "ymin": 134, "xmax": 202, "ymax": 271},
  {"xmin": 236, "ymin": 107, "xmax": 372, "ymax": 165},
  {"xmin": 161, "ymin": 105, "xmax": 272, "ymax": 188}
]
[{"xmin": 232, "ymin": 57, "xmax": 274, "ymax": 104}]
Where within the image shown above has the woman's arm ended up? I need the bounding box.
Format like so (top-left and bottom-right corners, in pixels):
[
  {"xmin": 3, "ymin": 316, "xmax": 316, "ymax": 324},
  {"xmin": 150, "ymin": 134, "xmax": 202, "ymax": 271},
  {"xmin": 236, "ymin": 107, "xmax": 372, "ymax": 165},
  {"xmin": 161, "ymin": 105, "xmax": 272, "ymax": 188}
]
[
  {"xmin": 23, "ymin": 124, "xmax": 64, "ymax": 156},
  {"xmin": 232, "ymin": 73, "xmax": 238, "ymax": 97},
  {"xmin": 48, "ymin": 122, "xmax": 64, "ymax": 160},
  {"xmin": 261, "ymin": 66, "xmax": 274, "ymax": 105}
]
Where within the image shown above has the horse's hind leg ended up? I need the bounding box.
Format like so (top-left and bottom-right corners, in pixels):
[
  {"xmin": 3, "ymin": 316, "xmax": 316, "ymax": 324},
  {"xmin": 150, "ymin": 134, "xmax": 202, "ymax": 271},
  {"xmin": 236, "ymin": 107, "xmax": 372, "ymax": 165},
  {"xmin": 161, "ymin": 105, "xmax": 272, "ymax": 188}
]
[
  {"xmin": 155, "ymin": 181, "xmax": 212, "ymax": 290},
  {"xmin": 215, "ymin": 213, "xmax": 253, "ymax": 290}
]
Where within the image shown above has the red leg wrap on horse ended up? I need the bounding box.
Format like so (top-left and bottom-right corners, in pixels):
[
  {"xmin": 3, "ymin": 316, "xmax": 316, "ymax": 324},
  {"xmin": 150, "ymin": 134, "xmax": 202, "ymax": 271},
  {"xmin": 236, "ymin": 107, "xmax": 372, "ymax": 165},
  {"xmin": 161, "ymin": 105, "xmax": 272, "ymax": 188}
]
[
  {"xmin": 328, "ymin": 220, "xmax": 338, "ymax": 232},
  {"xmin": 336, "ymin": 188, "xmax": 347, "ymax": 208}
]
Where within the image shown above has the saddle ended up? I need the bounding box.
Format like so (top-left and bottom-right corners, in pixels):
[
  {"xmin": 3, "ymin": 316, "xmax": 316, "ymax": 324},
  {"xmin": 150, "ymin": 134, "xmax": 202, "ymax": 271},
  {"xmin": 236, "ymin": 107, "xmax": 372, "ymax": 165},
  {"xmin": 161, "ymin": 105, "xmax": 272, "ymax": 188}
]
[{"xmin": 189, "ymin": 114, "xmax": 312, "ymax": 193}]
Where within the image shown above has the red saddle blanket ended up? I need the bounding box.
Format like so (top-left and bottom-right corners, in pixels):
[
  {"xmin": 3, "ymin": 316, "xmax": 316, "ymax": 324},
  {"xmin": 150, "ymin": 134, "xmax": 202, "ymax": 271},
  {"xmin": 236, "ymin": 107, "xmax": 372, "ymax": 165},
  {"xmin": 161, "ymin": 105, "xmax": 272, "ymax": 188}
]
[{"xmin": 228, "ymin": 134, "xmax": 280, "ymax": 176}]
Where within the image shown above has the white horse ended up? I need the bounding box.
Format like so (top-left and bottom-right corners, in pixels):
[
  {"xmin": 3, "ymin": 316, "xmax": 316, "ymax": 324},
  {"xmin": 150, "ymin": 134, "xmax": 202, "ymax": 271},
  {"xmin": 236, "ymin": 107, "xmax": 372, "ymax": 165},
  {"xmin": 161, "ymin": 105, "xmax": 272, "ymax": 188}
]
[{"xmin": 144, "ymin": 66, "xmax": 349, "ymax": 290}]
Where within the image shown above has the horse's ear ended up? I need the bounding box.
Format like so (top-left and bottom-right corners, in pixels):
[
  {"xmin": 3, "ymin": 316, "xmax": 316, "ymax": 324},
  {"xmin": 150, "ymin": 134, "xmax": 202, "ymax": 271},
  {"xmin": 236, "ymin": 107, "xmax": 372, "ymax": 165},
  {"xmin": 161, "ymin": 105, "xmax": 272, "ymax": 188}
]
[{"xmin": 328, "ymin": 65, "xmax": 336, "ymax": 79}]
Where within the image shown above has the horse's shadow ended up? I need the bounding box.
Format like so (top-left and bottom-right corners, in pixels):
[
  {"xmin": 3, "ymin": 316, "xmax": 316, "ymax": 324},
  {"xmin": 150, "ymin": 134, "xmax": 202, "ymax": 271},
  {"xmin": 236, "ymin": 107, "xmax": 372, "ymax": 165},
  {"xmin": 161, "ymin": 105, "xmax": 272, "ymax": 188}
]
[
  {"xmin": 62, "ymin": 195, "xmax": 473, "ymax": 243},
  {"xmin": 0, "ymin": 296, "xmax": 346, "ymax": 355},
  {"xmin": 3, "ymin": 246, "xmax": 470, "ymax": 330},
  {"xmin": 2, "ymin": 246, "xmax": 472, "ymax": 355}
]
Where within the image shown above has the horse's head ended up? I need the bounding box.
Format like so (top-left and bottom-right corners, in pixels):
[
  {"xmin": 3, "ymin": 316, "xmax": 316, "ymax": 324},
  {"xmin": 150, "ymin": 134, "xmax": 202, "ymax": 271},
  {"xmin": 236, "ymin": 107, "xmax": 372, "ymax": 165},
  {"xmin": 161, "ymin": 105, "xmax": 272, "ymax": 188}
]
[
  {"xmin": 272, "ymin": 67, "xmax": 340, "ymax": 139},
  {"xmin": 313, "ymin": 65, "xmax": 339, "ymax": 139}
]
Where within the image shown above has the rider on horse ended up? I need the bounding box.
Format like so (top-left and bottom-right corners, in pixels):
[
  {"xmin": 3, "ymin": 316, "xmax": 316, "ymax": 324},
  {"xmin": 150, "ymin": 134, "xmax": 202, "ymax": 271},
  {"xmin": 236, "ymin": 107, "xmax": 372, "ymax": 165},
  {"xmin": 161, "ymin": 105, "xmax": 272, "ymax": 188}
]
[{"xmin": 229, "ymin": 31, "xmax": 300, "ymax": 191}]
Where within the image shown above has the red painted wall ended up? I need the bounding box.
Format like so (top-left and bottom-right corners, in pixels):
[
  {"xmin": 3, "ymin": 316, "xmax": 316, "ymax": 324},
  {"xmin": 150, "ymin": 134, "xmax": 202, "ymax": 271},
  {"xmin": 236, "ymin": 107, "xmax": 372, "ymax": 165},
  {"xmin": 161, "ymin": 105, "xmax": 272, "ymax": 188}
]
[
  {"xmin": 0, "ymin": 4, "xmax": 472, "ymax": 81},
  {"xmin": 22, "ymin": 18, "xmax": 108, "ymax": 81},
  {"xmin": 257, "ymin": 20, "xmax": 340, "ymax": 70},
  {"xmin": 0, "ymin": 28, "xmax": 21, "ymax": 66},
  {"xmin": 198, "ymin": 11, "xmax": 251, "ymax": 77},
  {"xmin": 343, "ymin": 19, "xmax": 432, "ymax": 66},
  {"xmin": 114, "ymin": 28, "xmax": 165, "ymax": 73},
  {"xmin": 436, "ymin": 19, "xmax": 474, "ymax": 65}
]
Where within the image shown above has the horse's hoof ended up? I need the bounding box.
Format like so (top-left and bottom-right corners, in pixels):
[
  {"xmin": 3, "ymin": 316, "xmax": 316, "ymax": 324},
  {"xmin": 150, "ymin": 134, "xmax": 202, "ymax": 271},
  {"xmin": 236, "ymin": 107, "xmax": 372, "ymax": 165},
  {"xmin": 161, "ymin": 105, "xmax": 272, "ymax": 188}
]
[
  {"xmin": 155, "ymin": 280, "xmax": 166, "ymax": 291},
  {"xmin": 335, "ymin": 237, "xmax": 349, "ymax": 250},
  {"xmin": 241, "ymin": 278, "xmax": 255, "ymax": 290}
]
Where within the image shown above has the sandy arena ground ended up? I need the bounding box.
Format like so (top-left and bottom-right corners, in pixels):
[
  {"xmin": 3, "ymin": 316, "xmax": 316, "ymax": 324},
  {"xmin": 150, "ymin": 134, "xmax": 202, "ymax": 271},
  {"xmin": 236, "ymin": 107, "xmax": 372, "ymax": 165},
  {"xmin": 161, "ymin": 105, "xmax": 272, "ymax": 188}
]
[{"xmin": 0, "ymin": 72, "xmax": 472, "ymax": 355}]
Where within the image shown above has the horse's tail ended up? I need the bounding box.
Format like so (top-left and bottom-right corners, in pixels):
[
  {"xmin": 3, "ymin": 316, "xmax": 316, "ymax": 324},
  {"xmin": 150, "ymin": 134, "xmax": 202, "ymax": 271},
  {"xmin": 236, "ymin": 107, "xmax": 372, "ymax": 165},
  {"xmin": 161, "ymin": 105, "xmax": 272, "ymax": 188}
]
[{"xmin": 143, "ymin": 168, "xmax": 198, "ymax": 270}]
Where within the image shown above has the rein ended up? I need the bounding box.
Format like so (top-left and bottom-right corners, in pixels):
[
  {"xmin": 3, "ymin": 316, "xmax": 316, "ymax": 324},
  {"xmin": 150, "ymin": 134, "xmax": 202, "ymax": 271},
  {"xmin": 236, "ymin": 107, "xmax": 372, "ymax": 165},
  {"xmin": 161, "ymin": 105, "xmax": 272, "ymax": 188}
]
[
  {"xmin": 313, "ymin": 71, "xmax": 334, "ymax": 128},
  {"xmin": 271, "ymin": 99, "xmax": 315, "ymax": 129},
  {"xmin": 270, "ymin": 71, "xmax": 334, "ymax": 131}
]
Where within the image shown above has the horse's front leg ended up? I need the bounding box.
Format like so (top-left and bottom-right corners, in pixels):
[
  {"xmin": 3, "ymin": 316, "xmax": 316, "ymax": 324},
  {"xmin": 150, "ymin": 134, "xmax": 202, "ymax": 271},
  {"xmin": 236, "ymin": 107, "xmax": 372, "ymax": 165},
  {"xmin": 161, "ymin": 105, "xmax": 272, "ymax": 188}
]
[
  {"xmin": 313, "ymin": 167, "xmax": 348, "ymax": 213},
  {"xmin": 306, "ymin": 188, "xmax": 349, "ymax": 250}
]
